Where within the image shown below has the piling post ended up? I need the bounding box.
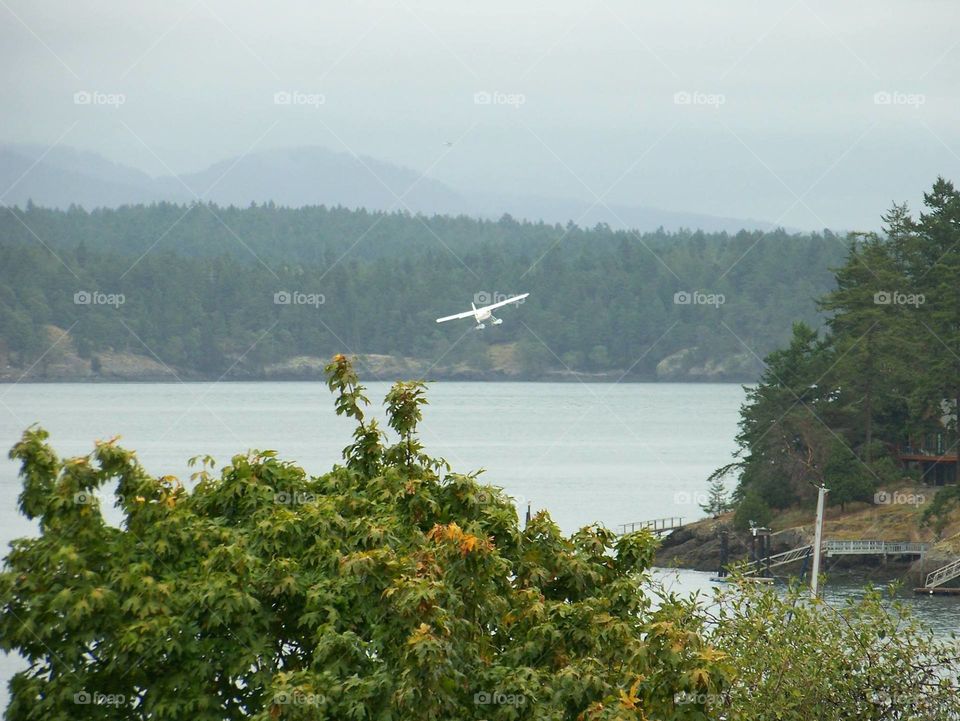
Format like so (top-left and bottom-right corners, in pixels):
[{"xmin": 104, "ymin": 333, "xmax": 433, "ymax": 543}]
[{"xmin": 811, "ymin": 485, "xmax": 829, "ymax": 598}]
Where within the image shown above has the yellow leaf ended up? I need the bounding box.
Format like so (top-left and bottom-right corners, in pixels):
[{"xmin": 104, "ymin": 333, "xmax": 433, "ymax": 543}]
[
  {"xmin": 459, "ymin": 534, "xmax": 479, "ymax": 556},
  {"xmin": 699, "ymin": 647, "xmax": 728, "ymax": 662},
  {"xmin": 691, "ymin": 668, "xmax": 710, "ymax": 687},
  {"xmin": 407, "ymin": 623, "xmax": 433, "ymax": 645}
]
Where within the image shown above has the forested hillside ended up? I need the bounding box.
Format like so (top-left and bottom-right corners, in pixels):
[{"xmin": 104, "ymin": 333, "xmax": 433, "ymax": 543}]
[
  {"xmin": 0, "ymin": 202, "xmax": 846, "ymax": 381},
  {"xmin": 722, "ymin": 178, "xmax": 960, "ymax": 524}
]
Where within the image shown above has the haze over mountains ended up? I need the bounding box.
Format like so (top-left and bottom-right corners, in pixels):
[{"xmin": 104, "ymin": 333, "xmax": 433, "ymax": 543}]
[{"xmin": 0, "ymin": 143, "xmax": 778, "ymax": 233}]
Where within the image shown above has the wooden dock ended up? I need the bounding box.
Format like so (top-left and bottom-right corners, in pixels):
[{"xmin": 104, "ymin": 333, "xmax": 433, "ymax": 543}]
[{"xmin": 914, "ymin": 586, "xmax": 960, "ymax": 595}]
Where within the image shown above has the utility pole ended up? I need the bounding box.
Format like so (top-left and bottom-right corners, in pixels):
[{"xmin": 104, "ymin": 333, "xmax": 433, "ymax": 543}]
[{"xmin": 811, "ymin": 484, "xmax": 828, "ymax": 598}]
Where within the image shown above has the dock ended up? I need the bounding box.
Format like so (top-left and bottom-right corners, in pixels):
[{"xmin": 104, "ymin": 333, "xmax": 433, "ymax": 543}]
[{"xmin": 914, "ymin": 556, "xmax": 960, "ymax": 595}]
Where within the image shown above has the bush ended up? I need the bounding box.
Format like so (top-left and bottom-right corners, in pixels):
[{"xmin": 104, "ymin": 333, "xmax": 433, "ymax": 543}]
[{"xmin": 709, "ymin": 581, "xmax": 960, "ymax": 720}]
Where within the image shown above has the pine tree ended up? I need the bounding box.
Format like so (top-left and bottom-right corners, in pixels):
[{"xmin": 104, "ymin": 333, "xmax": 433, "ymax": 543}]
[
  {"xmin": 905, "ymin": 179, "xmax": 960, "ymax": 479},
  {"xmin": 701, "ymin": 477, "xmax": 730, "ymax": 518}
]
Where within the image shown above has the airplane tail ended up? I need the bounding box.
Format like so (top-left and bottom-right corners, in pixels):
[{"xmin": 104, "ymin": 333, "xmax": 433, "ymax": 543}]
[{"xmin": 471, "ymin": 302, "xmax": 477, "ymax": 312}]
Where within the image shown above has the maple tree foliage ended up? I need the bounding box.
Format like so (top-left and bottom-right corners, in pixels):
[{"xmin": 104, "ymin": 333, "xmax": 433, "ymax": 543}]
[{"xmin": 0, "ymin": 355, "xmax": 730, "ymax": 720}]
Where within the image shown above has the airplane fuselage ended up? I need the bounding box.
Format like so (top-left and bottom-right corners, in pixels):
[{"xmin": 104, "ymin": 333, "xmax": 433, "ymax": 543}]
[{"xmin": 436, "ymin": 293, "xmax": 528, "ymax": 328}]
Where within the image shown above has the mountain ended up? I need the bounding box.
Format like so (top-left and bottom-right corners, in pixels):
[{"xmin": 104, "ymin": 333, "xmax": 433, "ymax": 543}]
[
  {"xmin": 0, "ymin": 143, "xmax": 778, "ymax": 232},
  {"xmin": 0, "ymin": 146, "xmax": 159, "ymax": 208},
  {"xmin": 168, "ymin": 146, "xmax": 468, "ymax": 214}
]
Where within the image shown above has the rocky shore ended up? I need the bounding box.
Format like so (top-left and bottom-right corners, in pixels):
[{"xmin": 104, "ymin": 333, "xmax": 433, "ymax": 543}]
[
  {"xmin": 1, "ymin": 327, "xmax": 760, "ymax": 383},
  {"xmin": 654, "ymin": 486, "xmax": 960, "ymax": 585}
]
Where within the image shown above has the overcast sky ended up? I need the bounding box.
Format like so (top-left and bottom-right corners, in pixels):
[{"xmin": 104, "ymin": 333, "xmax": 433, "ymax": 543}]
[{"xmin": 2, "ymin": 0, "xmax": 959, "ymax": 229}]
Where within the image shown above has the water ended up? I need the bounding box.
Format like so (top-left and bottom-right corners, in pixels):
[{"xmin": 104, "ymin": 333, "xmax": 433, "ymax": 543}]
[
  {"xmin": 0, "ymin": 381, "xmax": 745, "ymax": 536},
  {"xmin": 653, "ymin": 568, "xmax": 960, "ymax": 636},
  {"xmin": 1, "ymin": 381, "xmax": 957, "ymax": 709}
]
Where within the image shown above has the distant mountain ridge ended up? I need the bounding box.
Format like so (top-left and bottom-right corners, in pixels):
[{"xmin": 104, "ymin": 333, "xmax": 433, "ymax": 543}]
[{"xmin": 0, "ymin": 142, "xmax": 778, "ymax": 233}]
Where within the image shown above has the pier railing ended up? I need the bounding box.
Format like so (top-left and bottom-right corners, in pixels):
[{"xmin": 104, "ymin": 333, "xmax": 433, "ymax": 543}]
[
  {"xmin": 824, "ymin": 540, "xmax": 928, "ymax": 557},
  {"xmin": 925, "ymin": 557, "xmax": 960, "ymax": 589},
  {"xmin": 618, "ymin": 517, "xmax": 684, "ymax": 535},
  {"xmin": 730, "ymin": 540, "xmax": 928, "ymax": 578},
  {"xmin": 739, "ymin": 545, "xmax": 813, "ymax": 576}
]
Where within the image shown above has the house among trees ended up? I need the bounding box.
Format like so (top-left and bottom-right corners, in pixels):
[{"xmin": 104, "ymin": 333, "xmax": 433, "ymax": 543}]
[{"xmin": 900, "ymin": 402, "xmax": 959, "ymax": 485}]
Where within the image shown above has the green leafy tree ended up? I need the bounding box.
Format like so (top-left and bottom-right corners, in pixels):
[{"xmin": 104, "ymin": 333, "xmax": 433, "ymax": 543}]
[{"xmin": 0, "ymin": 356, "xmax": 731, "ymax": 721}]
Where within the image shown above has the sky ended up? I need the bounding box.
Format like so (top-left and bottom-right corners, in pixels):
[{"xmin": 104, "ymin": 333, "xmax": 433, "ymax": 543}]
[{"xmin": 2, "ymin": 0, "xmax": 959, "ymax": 230}]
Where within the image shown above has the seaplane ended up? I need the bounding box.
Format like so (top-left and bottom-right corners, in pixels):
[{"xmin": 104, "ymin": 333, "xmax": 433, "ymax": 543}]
[{"xmin": 436, "ymin": 293, "xmax": 529, "ymax": 330}]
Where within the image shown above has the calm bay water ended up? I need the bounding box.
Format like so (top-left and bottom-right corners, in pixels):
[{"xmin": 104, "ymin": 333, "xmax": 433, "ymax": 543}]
[
  {"xmin": 0, "ymin": 381, "xmax": 957, "ymax": 708},
  {"xmin": 0, "ymin": 381, "xmax": 746, "ymax": 538}
]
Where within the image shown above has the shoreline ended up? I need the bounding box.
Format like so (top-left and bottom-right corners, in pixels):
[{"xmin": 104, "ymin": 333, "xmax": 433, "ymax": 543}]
[
  {"xmin": 0, "ymin": 374, "xmax": 756, "ymax": 385},
  {"xmin": 652, "ymin": 498, "xmax": 954, "ymax": 585},
  {"xmin": 0, "ymin": 344, "xmax": 760, "ymax": 385}
]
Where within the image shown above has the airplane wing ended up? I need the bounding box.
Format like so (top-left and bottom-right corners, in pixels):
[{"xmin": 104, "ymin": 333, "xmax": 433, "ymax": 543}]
[
  {"xmin": 483, "ymin": 293, "xmax": 529, "ymax": 311},
  {"xmin": 436, "ymin": 309, "xmax": 476, "ymax": 323}
]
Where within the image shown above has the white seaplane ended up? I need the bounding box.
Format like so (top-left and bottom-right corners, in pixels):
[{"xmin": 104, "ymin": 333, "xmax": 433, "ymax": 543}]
[{"xmin": 436, "ymin": 293, "xmax": 529, "ymax": 330}]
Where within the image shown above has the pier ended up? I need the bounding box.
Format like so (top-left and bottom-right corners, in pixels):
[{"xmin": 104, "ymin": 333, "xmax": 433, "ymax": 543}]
[
  {"xmin": 726, "ymin": 539, "xmax": 929, "ymax": 579},
  {"xmin": 618, "ymin": 517, "xmax": 684, "ymax": 536},
  {"xmin": 915, "ymin": 557, "xmax": 960, "ymax": 595},
  {"xmin": 823, "ymin": 540, "xmax": 928, "ymax": 558},
  {"xmin": 740, "ymin": 544, "xmax": 813, "ymax": 576}
]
